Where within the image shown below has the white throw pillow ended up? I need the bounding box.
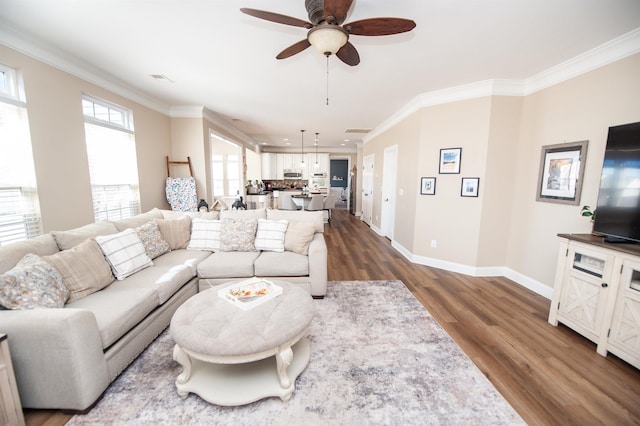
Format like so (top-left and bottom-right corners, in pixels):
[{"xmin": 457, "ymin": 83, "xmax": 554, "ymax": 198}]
[
  {"xmin": 254, "ymin": 218, "xmax": 288, "ymax": 252},
  {"xmin": 95, "ymin": 228, "xmax": 153, "ymax": 280},
  {"xmin": 187, "ymin": 218, "xmax": 221, "ymax": 251}
]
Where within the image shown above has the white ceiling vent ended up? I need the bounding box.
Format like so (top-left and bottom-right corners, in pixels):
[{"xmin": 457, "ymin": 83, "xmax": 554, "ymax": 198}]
[
  {"xmin": 344, "ymin": 128, "xmax": 371, "ymax": 134},
  {"xmin": 150, "ymin": 74, "xmax": 174, "ymax": 83}
]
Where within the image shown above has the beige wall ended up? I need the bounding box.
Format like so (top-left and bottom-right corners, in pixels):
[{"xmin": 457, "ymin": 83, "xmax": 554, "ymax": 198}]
[
  {"xmin": 0, "ymin": 44, "xmax": 172, "ymax": 232},
  {"xmin": 364, "ymin": 53, "xmax": 640, "ymax": 291},
  {"xmin": 506, "ymin": 53, "xmax": 640, "ymax": 287},
  {"xmin": 169, "ymin": 117, "xmax": 207, "ymax": 203}
]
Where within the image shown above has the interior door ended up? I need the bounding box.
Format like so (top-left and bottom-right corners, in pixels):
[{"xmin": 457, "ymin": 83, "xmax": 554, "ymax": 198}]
[
  {"xmin": 362, "ymin": 154, "xmax": 374, "ymax": 226},
  {"xmin": 381, "ymin": 145, "xmax": 397, "ymax": 239}
]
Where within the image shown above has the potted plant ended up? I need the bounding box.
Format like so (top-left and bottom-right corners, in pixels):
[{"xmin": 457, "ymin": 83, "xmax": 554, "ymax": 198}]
[{"xmin": 580, "ymin": 205, "xmax": 596, "ymax": 222}]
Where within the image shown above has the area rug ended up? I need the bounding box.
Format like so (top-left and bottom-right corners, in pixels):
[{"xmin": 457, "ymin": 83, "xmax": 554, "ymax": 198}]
[{"xmin": 69, "ymin": 281, "xmax": 524, "ymax": 425}]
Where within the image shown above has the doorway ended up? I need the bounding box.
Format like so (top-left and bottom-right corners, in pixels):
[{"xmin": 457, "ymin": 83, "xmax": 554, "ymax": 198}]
[
  {"xmin": 362, "ymin": 154, "xmax": 374, "ymax": 226},
  {"xmin": 381, "ymin": 145, "xmax": 397, "ymax": 239}
]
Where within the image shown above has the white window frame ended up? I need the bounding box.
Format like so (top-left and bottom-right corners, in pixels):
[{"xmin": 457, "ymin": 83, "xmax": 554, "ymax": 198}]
[
  {"xmin": 210, "ymin": 131, "xmax": 242, "ymax": 198},
  {"xmin": 82, "ymin": 95, "xmax": 140, "ymax": 222},
  {"xmin": 0, "ymin": 63, "xmax": 42, "ymax": 245}
]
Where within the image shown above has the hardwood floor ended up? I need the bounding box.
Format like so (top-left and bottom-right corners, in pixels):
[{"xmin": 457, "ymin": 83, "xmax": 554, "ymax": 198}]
[{"xmin": 25, "ymin": 209, "xmax": 640, "ymax": 425}]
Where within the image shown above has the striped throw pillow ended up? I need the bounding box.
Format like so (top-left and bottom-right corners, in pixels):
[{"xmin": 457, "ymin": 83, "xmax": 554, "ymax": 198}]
[{"xmin": 95, "ymin": 228, "xmax": 153, "ymax": 280}]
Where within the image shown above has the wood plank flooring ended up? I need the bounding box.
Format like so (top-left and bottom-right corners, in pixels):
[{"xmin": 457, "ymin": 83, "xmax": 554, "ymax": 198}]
[{"xmin": 25, "ymin": 208, "xmax": 640, "ymax": 425}]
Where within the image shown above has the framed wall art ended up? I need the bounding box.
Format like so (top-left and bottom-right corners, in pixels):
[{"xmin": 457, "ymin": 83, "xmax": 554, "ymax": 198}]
[
  {"xmin": 461, "ymin": 177, "xmax": 479, "ymax": 197},
  {"xmin": 536, "ymin": 140, "xmax": 588, "ymax": 205},
  {"xmin": 439, "ymin": 148, "xmax": 462, "ymax": 174},
  {"xmin": 420, "ymin": 177, "xmax": 436, "ymax": 195}
]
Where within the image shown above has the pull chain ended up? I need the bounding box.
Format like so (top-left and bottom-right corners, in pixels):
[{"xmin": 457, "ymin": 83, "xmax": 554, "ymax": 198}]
[{"xmin": 326, "ymin": 54, "xmax": 330, "ymax": 106}]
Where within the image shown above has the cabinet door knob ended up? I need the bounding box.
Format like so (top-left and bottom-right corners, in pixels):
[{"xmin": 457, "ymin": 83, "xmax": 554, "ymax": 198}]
[{"xmin": 601, "ymin": 283, "xmax": 608, "ymax": 288}]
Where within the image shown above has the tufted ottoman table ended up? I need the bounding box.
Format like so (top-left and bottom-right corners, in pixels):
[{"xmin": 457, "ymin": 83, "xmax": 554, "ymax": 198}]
[{"xmin": 169, "ymin": 280, "xmax": 314, "ymax": 406}]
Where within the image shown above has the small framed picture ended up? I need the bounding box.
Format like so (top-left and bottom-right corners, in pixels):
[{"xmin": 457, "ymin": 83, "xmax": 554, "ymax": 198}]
[
  {"xmin": 461, "ymin": 177, "xmax": 479, "ymax": 197},
  {"xmin": 420, "ymin": 177, "xmax": 436, "ymax": 195},
  {"xmin": 439, "ymin": 148, "xmax": 462, "ymax": 174},
  {"xmin": 536, "ymin": 141, "xmax": 588, "ymax": 205}
]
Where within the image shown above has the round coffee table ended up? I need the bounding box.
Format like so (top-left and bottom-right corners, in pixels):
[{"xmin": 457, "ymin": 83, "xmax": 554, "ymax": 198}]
[{"xmin": 169, "ymin": 280, "xmax": 314, "ymax": 406}]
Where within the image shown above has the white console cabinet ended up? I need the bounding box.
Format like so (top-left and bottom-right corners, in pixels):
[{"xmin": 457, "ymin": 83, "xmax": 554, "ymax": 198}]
[{"xmin": 549, "ymin": 234, "xmax": 640, "ymax": 369}]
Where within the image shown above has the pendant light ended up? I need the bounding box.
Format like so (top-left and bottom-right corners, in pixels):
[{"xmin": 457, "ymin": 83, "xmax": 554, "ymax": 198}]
[
  {"xmin": 314, "ymin": 133, "xmax": 320, "ymax": 170},
  {"xmin": 300, "ymin": 129, "xmax": 305, "ymax": 167}
]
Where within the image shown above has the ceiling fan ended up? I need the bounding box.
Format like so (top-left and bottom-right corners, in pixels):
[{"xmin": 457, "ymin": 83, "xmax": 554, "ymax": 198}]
[{"xmin": 240, "ymin": 0, "xmax": 416, "ymax": 66}]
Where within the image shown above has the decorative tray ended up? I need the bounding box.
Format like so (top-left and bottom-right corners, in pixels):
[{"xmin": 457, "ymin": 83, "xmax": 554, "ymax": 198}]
[{"xmin": 218, "ymin": 277, "xmax": 282, "ymax": 311}]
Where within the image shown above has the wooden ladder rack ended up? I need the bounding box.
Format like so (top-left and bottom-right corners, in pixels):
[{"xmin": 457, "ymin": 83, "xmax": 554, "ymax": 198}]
[{"xmin": 166, "ymin": 156, "xmax": 194, "ymax": 177}]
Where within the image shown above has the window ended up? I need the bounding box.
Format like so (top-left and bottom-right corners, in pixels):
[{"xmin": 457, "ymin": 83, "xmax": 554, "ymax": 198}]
[
  {"xmin": 0, "ymin": 64, "xmax": 42, "ymax": 246},
  {"xmin": 210, "ymin": 132, "xmax": 242, "ymax": 197},
  {"xmin": 83, "ymin": 95, "xmax": 140, "ymax": 222}
]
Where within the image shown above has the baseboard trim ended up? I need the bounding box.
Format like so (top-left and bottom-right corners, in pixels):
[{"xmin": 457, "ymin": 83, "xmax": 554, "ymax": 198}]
[{"xmin": 390, "ymin": 239, "xmax": 553, "ymax": 300}]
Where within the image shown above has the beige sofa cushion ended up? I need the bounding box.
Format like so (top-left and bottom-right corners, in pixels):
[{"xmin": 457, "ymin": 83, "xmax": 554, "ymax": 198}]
[
  {"xmin": 266, "ymin": 209, "xmax": 324, "ymax": 233},
  {"xmin": 107, "ymin": 259, "xmax": 194, "ymax": 305},
  {"xmin": 45, "ymin": 239, "xmax": 114, "ymax": 303},
  {"xmin": 110, "ymin": 208, "xmax": 163, "ymax": 231},
  {"xmin": 220, "ymin": 208, "xmax": 267, "ymax": 220},
  {"xmin": 254, "ymin": 251, "xmax": 310, "ymax": 276},
  {"xmin": 284, "ymin": 221, "xmax": 316, "ymax": 255},
  {"xmin": 197, "ymin": 251, "xmax": 260, "ymax": 279},
  {"xmin": 65, "ymin": 285, "xmax": 158, "ymax": 349},
  {"xmin": 0, "ymin": 233, "xmax": 59, "ymax": 274},
  {"xmin": 51, "ymin": 221, "xmax": 118, "ymax": 250},
  {"xmin": 156, "ymin": 215, "xmax": 191, "ymax": 250},
  {"xmin": 161, "ymin": 209, "xmax": 219, "ymax": 220}
]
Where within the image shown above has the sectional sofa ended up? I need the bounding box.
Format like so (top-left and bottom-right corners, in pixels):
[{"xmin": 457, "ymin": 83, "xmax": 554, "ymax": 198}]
[{"xmin": 0, "ymin": 207, "xmax": 327, "ymax": 411}]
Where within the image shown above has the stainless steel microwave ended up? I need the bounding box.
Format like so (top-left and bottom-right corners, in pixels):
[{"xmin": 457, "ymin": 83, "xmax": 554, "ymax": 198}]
[{"xmin": 283, "ymin": 169, "xmax": 303, "ymax": 179}]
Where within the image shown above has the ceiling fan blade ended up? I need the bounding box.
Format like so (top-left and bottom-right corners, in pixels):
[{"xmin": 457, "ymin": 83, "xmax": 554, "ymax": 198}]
[
  {"xmin": 336, "ymin": 42, "xmax": 360, "ymax": 66},
  {"xmin": 323, "ymin": 0, "xmax": 353, "ymax": 24},
  {"xmin": 276, "ymin": 39, "xmax": 312, "ymax": 59},
  {"xmin": 344, "ymin": 18, "xmax": 416, "ymax": 36},
  {"xmin": 240, "ymin": 8, "xmax": 312, "ymax": 28}
]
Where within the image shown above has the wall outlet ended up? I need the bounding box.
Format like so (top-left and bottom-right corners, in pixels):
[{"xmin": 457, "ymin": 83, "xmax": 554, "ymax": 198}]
[{"xmin": 431, "ymin": 240, "xmax": 437, "ymax": 248}]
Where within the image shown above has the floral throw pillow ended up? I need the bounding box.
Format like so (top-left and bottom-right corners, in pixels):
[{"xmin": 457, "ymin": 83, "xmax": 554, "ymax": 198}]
[
  {"xmin": 136, "ymin": 220, "xmax": 170, "ymax": 259},
  {"xmin": 220, "ymin": 218, "xmax": 258, "ymax": 252},
  {"xmin": 0, "ymin": 253, "xmax": 69, "ymax": 309}
]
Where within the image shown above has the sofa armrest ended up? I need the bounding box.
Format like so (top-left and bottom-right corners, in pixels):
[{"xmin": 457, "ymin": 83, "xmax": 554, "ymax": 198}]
[
  {"xmin": 1, "ymin": 308, "xmax": 110, "ymax": 410},
  {"xmin": 308, "ymin": 232, "xmax": 328, "ymax": 297}
]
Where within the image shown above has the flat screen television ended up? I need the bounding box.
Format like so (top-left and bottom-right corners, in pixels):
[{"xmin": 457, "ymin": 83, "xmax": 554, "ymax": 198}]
[{"xmin": 594, "ymin": 121, "xmax": 640, "ymax": 243}]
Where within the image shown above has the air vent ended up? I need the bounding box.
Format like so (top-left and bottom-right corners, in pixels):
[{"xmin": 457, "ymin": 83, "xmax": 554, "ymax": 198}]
[
  {"xmin": 345, "ymin": 128, "xmax": 371, "ymax": 134},
  {"xmin": 150, "ymin": 74, "xmax": 174, "ymax": 83}
]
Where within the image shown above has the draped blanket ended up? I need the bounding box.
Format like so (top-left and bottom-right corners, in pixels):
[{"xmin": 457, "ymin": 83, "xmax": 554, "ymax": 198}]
[{"xmin": 165, "ymin": 177, "xmax": 197, "ymax": 211}]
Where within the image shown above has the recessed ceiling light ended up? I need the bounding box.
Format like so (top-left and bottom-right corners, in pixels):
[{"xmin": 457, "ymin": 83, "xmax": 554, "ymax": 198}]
[
  {"xmin": 261, "ymin": 142, "xmax": 268, "ymax": 145},
  {"xmin": 344, "ymin": 139, "xmax": 350, "ymax": 142},
  {"xmin": 341, "ymin": 143, "xmax": 345, "ymax": 146}
]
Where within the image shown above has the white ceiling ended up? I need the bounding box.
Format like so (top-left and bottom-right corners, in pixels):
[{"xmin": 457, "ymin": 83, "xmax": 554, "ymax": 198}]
[{"xmin": 1, "ymin": 0, "xmax": 639, "ymax": 150}]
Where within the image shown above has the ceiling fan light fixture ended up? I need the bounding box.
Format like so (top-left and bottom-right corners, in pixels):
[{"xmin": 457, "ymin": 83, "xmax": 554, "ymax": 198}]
[{"xmin": 308, "ymin": 24, "xmax": 348, "ymax": 55}]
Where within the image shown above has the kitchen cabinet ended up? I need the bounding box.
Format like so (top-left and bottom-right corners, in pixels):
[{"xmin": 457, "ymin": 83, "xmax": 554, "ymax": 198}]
[
  {"xmin": 262, "ymin": 153, "xmax": 329, "ymax": 180},
  {"xmin": 548, "ymin": 234, "xmax": 640, "ymax": 368},
  {"xmin": 303, "ymin": 153, "xmax": 330, "ymax": 178},
  {"xmin": 261, "ymin": 153, "xmax": 276, "ymax": 180}
]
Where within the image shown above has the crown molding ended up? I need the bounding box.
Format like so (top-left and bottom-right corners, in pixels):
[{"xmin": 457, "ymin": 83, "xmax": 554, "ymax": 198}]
[
  {"xmin": 525, "ymin": 27, "xmax": 640, "ymax": 95},
  {"xmin": 203, "ymin": 108, "xmax": 257, "ymax": 147},
  {"xmin": 364, "ymin": 27, "xmax": 640, "ymax": 144},
  {"xmin": 0, "ymin": 21, "xmax": 171, "ymax": 115},
  {"xmin": 169, "ymin": 106, "xmax": 205, "ymax": 118}
]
